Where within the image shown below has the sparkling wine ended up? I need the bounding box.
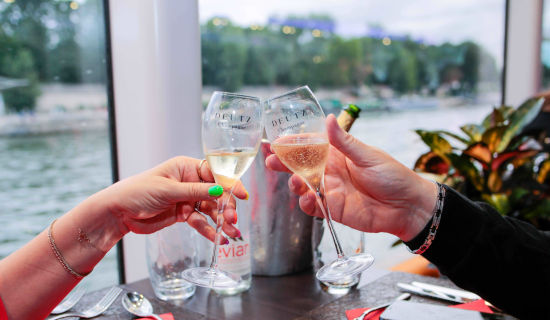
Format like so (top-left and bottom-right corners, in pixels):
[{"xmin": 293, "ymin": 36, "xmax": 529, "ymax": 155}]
[
  {"xmin": 206, "ymin": 148, "xmax": 257, "ymax": 189},
  {"xmin": 271, "ymin": 137, "xmax": 329, "ymax": 189}
]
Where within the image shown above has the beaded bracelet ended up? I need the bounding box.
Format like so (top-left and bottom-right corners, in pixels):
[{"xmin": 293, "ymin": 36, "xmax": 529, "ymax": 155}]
[
  {"xmin": 48, "ymin": 219, "xmax": 89, "ymax": 279},
  {"xmin": 408, "ymin": 182, "xmax": 446, "ymax": 255}
]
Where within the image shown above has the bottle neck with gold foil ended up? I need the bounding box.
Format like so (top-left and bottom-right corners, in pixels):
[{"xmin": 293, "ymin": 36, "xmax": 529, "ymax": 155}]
[{"xmin": 336, "ymin": 104, "xmax": 361, "ymax": 132}]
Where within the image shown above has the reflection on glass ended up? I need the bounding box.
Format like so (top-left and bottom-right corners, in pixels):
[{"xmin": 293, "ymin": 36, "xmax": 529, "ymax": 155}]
[{"xmin": 0, "ymin": 0, "xmax": 117, "ymax": 289}]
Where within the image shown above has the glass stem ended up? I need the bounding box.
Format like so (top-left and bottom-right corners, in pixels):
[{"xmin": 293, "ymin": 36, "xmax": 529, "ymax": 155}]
[
  {"xmin": 314, "ymin": 178, "xmax": 345, "ymax": 260},
  {"xmin": 208, "ymin": 188, "xmax": 234, "ymax": 271}
]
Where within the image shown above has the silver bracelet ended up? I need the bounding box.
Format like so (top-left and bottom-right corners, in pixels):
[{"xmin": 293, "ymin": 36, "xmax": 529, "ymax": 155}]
[
  {"xmin": 48, "ymin": 219, "xmax": 89, "ymax": 279},
  {"xmin": 409, "ymin": 182, "xmax": 446, "ymax": 255}
]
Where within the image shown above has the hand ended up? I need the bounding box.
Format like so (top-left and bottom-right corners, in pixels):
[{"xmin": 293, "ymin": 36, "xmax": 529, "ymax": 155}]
[
  {"xmin": 266, "ymin": 114, "xmax": 437, "ymax": 241},
  {"xmin": 93, "ymin": 156, "xmax": 246, "ymax": 247}
]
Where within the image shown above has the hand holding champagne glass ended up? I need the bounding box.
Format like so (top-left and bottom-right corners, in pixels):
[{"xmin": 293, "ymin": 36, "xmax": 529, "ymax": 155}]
[
  {"xmin": 182, "ymin": 92, "xmax": 262, "ymax": 289},
  {"xmin": 264, "ymin": 86, "xmax": 374, "ymax": 283}
]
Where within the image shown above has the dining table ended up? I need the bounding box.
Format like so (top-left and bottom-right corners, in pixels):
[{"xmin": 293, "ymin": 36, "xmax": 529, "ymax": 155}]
[{"xmin": 64, "ymin": 270, "xmax": 516, "ymax": 320}]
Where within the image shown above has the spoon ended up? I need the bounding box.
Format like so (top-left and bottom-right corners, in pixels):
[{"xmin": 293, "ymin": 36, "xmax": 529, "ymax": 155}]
[{"xmin": 122, "ymin": 291, "xmax": 163, "ymax": 320}]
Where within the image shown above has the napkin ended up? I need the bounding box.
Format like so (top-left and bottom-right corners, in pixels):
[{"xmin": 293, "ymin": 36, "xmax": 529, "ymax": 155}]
[
  {"xmin": 137, "ymin": 313, "xmax": 174, "ymax": 320},
  {"xmin": 345, "ymin": 299, "xmax": 493, "ymax": 320}
]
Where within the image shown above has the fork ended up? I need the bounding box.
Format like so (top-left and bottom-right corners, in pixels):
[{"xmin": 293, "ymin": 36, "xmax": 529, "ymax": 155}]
[
  {"xmin": 49, "ymin": 286, "xmax": 122, "ymax": 319},
  {"xmin": 51, "ymin": 284, "xmax": 87, "ymax": 314}
]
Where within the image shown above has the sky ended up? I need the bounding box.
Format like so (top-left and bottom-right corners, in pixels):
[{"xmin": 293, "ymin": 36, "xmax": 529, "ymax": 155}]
[{"xmin": 199, "ymin": 0, "xmax": 505, "ymax": 67}]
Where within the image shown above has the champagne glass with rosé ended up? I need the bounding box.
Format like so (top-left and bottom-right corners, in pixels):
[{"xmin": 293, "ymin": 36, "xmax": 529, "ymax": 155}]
[
  {"xmin": 182, "ymin": 92, "xmax": 263, "ymax": 289},
  {"xmin": 264, "ymin": 86, "xmax": 374, "ymax": 283}
]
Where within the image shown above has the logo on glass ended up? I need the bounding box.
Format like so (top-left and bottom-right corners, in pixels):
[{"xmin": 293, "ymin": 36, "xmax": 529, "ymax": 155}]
[
  {"xmin": 270, "ymin": 109, "xmax": 313, "ymax": 133},
  {"xmin": 215, "ymin": 112, "xmax": 253, "ymax": 129}
]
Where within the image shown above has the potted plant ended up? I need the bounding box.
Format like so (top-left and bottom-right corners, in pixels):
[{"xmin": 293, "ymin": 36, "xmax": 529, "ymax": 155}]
[{"xmin": 413, "ymin": 97, "xmax": 550, "ymax": 229}]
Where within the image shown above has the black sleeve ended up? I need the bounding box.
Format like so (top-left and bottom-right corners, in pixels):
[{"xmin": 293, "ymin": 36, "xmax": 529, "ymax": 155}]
[{"xmin": 405, "ymin": 185, "xmax": 550, "ymax": 319}]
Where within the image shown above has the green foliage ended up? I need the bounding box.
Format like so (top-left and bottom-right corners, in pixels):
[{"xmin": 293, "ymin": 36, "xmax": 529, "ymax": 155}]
[
  {"xmin": 414, "ymin": 97, "xmax": 550, "ymax": 226},
  {"xmin": 0, "ymin": 32, "xmax": 40, "ymax": 112},
  {"xmin": 200, "ymin": 16, "xmax": 496, "ymax": 93}
]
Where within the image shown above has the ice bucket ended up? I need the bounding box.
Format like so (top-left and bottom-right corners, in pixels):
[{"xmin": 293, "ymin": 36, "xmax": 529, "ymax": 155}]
[{"xmin": 240, "ymin": 140, "xmax": 314, "ymax": 276}]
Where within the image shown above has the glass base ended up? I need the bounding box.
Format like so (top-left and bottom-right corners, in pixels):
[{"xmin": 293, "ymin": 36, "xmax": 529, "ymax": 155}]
[
  {"xmin": 316, "ymin": 253, "xmax": 374, "ymax": 283},
  {"xmin": 152, "ymin": 279, "xmax": 196, "ymax": 301},
  {"xmin": 181, "ymin": 267, "xmax": 242, "ymax": 289}
]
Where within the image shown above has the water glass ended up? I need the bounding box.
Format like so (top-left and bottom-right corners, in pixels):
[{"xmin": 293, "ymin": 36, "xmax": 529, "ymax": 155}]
[
  {"xmin": 312, "ymin": 218, "xmax": 366, "ymax": 294},
  {"xmin": 146, "ymin": 223, "xmax": 197, "ymax": 301}
]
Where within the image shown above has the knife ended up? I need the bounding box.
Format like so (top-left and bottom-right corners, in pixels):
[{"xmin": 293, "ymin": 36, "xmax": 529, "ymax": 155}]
[
  {"xmin": 396, "ymin": 282, "xmax": 468, "ymax": 303},
  {"xmin": 411, "ymin": 281, "xmax": 481, "ymax": 301}
]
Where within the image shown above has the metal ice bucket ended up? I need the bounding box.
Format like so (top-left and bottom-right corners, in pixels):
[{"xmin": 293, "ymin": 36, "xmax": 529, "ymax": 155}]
[{"xmin": 240, "ymin": 140, "xmax": 314, "ymax": 276}]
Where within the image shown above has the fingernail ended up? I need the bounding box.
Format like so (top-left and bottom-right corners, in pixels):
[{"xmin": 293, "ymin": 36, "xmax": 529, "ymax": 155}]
[
  {"xmin": 222, "ymin": 238, "xmax": 229, "ymax": 245},
  {"xmin": 244, "ymin": 190, "xmax": 249, "ymax": 200},
  {"xmin": 236, "ymin": 229, "xmax": 242, "ymax": 238},
  {"xmin": 208, "ymin": 185, "xmax": 223, "ymax": 197},
  {"xmin": 233, "ymin": 212, "xmax": 238, "ymax": 224}
]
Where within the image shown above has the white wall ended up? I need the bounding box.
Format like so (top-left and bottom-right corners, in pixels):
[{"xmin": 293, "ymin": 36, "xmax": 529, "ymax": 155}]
[
  {"xmin": 108, "ymin": 0, "xmax": 202, "ymax": 283},
  {"xmin": 505, "ymin": 0, "xmax": 543, "ymax": 106}
]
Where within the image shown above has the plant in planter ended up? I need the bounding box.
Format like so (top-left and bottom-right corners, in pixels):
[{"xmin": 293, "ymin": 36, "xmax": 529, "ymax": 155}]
[{"xmin": 413, "ymin": 97, "xmax": 550, "ymax": 228}]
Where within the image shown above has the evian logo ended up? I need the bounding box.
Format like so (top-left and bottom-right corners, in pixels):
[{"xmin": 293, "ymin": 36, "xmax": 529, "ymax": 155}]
[{"xmin": 218, "ymin": 242, "xmax": 250, "ymax": 259}]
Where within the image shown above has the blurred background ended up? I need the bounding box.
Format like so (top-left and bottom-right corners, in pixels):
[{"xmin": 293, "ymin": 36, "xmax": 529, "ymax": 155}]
[{"xmin": 0, "ymin": 0, "xmax": 548, "ymax": 288}]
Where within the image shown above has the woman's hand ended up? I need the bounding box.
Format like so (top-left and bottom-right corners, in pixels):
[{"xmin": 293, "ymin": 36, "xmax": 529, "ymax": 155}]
[
  {"xmin": 90, "ymin": 156, "xmax": 246, "ymax": 250},
  {"xmin": 266, "ymin": 114, "xmax": 437, "ymax": 241}
]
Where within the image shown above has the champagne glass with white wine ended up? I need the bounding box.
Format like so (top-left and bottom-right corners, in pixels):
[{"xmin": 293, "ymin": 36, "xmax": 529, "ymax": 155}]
[
  {"xmin": 264, "ymin": 86, "xmax": 374, "ymax": 283},
  {"xmin": 182, "ymin": 92, "xmax": 263, "ymax": 289}
]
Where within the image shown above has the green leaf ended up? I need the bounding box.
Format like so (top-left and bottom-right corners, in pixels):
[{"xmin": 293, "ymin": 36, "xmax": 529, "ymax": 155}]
[
  {"xmin": 460, "ymin": 124, "xmax": 484, "ymax": 143},
  {"xmin": 415, "ymin": 130, "xmax": 452, "ymax": 156},
  {"xmin": 481, "ymin": 126, "xmax": 507, "ymax": 153},
  {"xmin": 482, "ymin": 105, "xmax": 514, "ymax": 128},
  {"xmin": 446, "ymin": 153, "xmax": 484, "ymax": 192},
  {"xmin": 509, "ymin": 187, "xmax": 530, "ymax": 206},
  {"xmin": 463, "ymin": 142, "xmax": 491, "ymax": 164},
  {"xmin": 496, "ymin": 98, "xmax": 544, "ymax": 153},
  {"xmin": 434, "ymin": 130, "xmax": 469, "ymax": 144},
  {"xmin": 525, "ymin": 198, "xmax": 550, "ymax": 220},
  {"xmin": 487, "ymin": 170, "xmax": 502, "ymax": 193},
  {"xmin": 482, "ymin": 193, "xmax": 511, "ymax": 215}
]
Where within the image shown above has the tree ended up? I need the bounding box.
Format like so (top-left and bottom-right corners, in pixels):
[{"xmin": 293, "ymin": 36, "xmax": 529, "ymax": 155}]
[
  {"xmin": 461, "ymin": 42, "xmax": 480, "ymax": 93},
  {"xmin": 0, "ymin": 32, "xmax": 40, "ymax": 112}
]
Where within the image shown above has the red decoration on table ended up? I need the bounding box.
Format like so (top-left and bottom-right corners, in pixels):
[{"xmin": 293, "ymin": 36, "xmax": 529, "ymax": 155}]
[
  {"xmin": 345, "ymin": 299, "xmax": 493, "ymax": 320},
  {"xmin": 137, "ymin": 313, "xmax": 174, "ymax": 320}
]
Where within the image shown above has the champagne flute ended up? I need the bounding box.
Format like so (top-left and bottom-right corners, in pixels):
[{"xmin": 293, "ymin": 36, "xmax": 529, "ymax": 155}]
[
  {"xmin": 182, "ymin": 92, "xmax": 263, "ymax": 289},
  {"xmin": 264, "ymin": 86, "xmax": 374, "ymax": 283}
]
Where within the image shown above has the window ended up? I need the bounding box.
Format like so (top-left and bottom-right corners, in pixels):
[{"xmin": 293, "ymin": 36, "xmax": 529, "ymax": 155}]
[
  {"xmin": 199, "ymin": 0, "xmax": 505, "ymax": 266},
  {"xmin": 0, "ymin": 0, "xmax": 117, "ymax": 289},
  {"xmin": 199, "ymin": 0, "xmax": 505, "ymax": 166}
]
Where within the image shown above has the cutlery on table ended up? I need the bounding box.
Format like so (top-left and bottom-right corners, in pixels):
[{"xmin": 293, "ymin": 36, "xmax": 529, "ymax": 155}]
[
  {"xmin": 397, "ymin": 281, "xmax": 479, "ymax": 303},
  {"xmin": 49, "ymin": 286, "xmax": 122, "ymax": 319},
  {"xmin": 122, "ymin": 291, "xmax": 163, "ymax": 320},
  {"xmin": 353, "ymin": 293, "xmax": 411, "ymax": 320},
  {"xmin": 51, "ymin": 284, "xmax": 87, "ymax": 314}
]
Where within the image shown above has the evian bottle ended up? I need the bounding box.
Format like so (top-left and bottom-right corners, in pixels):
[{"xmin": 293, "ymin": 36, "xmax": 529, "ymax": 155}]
[{"xmin": 214, "ymin": 202, "xmax": 252, "ymax": 295}]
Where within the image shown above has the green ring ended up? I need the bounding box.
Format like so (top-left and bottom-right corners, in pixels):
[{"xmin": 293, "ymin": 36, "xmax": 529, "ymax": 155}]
[{"xmin": 208, "ymin": 185, "xmax": 224, "ymax": 197}]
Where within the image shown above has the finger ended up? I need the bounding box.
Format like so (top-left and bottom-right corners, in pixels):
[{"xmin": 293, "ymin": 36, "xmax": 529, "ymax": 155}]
[
  {"xmin": 198, "ymin": 200, "xmax": 218, "ymax": 222},
  {"xmin": 222, "ymin": 221, "xmax": 241, "ymax": 238},
  {"xmin": 288, "ymin": 174, "xmax": 309, "ymax": 196},
  {"xmin": 187, "ymin": 212, "xmax": 229, "ymax": 245},
  {"xmin": 164, "ymin": 180, "xmax": 223, "ymax": 203},
  {"xmin": 231, "ymin": 180, "xmax": 249, "ymax": 200},
  {"xmin": 299, "ymin": 190, "xmax": 322, "ymax": 218},
  {"xmin": 197, "ymin": 159, "xmax": 215, "ymax": 182},
  {"xmin": 326, "ymin": 114, "xmax": 380, "ymax": 167},
  {"xmin": 222, "ymin": 198, "xmax": 238, "ymax": 224},
  {"xmin": 265, "ymin": 154, "xmax": 292, "ymax": 173}
]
